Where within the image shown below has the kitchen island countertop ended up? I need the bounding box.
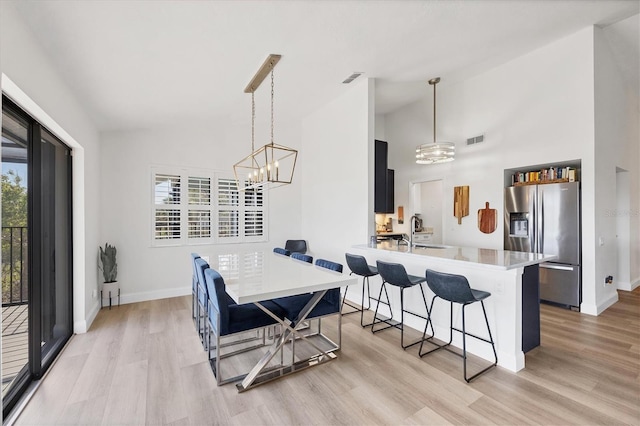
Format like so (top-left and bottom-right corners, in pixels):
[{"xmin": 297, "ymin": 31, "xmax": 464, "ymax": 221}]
[{"xmin": 354, "ymin": 241, "xmax": 557, "ymax": 271}]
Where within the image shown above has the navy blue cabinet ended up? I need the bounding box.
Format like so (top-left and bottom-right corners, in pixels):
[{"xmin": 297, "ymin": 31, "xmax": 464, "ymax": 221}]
[{"xmin": 375, "ymin": 140, "xmax": 394, "ymax": 213}]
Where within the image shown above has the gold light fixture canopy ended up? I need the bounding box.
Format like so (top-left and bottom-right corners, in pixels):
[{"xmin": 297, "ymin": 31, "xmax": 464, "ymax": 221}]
[
  {"xmin": 233, "ymin": 54, "xmax": 298, "ymax": 190},
  {"xmin": 415, "ymin": 77, "xmax": 455, "ymax": 164}
]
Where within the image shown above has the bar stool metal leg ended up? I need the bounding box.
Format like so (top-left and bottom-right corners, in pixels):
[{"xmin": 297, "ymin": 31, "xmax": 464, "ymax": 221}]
[
  {"xmin": 419, "ymin": 269, "xmax": 498, "ymax": 383},
  {"xmin": 341, "ymin": 273, "xmax": 374, "ymax": 327},
  {"xmin": 370, "ymin": 283, "xmax": 394, "ymax": 333}
]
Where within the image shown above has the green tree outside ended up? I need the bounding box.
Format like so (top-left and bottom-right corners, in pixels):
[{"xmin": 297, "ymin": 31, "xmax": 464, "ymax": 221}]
[{"xmin": 2, "ymin": 170, "xmax": 28, "ymax": 304}]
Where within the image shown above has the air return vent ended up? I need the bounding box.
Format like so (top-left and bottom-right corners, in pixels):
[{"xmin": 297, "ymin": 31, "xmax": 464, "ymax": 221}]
[
  {"xmin": 342, "ymin": 72, "xmax": 363, "ymax": 84},
  {"xmin": 466, "ymin": 134, "xmax": 484, "ymax": 145}
]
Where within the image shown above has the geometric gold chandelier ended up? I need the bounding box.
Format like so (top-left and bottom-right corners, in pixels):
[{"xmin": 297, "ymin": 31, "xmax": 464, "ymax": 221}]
[
  {"xmin": 233, "ymin": 54, "xmax": 298, "ymax": 190},
  {"xmin": 415, "ymin": 77, "xmax": 455, "ymax": 164}
]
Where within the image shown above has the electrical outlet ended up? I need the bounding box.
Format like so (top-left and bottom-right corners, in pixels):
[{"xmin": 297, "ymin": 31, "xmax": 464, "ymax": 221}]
[
  {"xmin": 605, "ymin": 275, "xmax": 614, "ymax": 286},
  {"xmin": 92, "ymin": 289, "xmax": 97, "ymax": 298}
]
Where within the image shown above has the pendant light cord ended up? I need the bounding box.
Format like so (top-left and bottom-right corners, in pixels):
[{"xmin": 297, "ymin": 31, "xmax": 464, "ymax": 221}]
[{"xmin": 433, "ymin": 81, "xmax": 436, "ymax": 144}]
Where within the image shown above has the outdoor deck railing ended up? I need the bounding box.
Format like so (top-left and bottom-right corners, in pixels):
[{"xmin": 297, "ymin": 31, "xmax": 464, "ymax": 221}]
[{"xmin": 2, "ymin": 226, "xmax": 28, "ymax": 306}]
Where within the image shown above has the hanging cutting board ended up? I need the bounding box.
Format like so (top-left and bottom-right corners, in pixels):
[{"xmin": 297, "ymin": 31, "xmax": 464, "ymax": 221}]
[
  {"xmin": 478, "ymin": 201, "xmax": 498, "ymax": 234},
  {"xmin": 453, "ymin": 186, "xmax": 469, "ymax": 224}
]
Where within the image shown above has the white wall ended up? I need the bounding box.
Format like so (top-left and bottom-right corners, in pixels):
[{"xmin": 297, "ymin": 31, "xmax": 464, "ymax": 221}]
[
  {"xmin": 300, "ymin": 78, "xmax": 373, "ymax": 263},
  {"xmin": 594, "ymin": 26, "xmax": 640, "ymax": 298},
  {"xmin": 383, "ymin": 27, "xmax": 631, "ymax": 315},
  {"xmin": 418, "ymin": 180, "xmax": 443, "ymax": 244},
  {"xmin": 1, "ymin": 3, "xmax": 101, "ymax": 332},
  {"xmin": 99, "ymin": 123, "xmax": 302, "ymax": 303}
]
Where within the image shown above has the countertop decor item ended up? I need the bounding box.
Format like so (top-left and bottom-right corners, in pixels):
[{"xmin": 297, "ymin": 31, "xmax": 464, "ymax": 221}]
[
  {"xmin": 478, "ymin": 201, "xmax": 498, "ymax": 234},
  {"xmin": 415, "ymin": 77, "xmax": 455, "ymax": 164},
  {"xmin": 233, "ymin": 54, "xmax": 297, "ymax": 191},
  {"xmin": 453, "ymin": 186, "xmax": 469, "ymax": 224}
]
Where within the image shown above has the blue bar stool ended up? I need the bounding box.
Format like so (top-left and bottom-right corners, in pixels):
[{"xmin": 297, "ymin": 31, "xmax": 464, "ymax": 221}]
[
  {"xmin": 372, "ymin": 260, "xmax": 431, "ymax": 349},
  {"xmin": 419, "ymin": 269, "xmax": 498, "ymax": 383},
  {"xmin": 344, "ymin": 253, "xmax": 379, "ymax": 327}
]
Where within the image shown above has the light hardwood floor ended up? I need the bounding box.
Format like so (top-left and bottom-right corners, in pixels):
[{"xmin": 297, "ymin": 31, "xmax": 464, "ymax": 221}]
[{"xmin": 15, "ymin": 289, "xmax": 640, "ymax": 425}]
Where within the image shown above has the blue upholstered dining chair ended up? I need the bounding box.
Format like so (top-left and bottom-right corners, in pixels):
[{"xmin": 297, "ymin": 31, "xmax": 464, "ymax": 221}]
[
  {"xmin": 273, "ymin": 247, "xmax": 291, "ymax": 256},
  {"xmin": 290, "ymin": 252, "xmax": 313, "ymax": 263},
  {"xmin": 285, "ymin": 239, "xmax": 307, "ymax": 254},
  {"xmin": 191, "ymin": 253, "xmax": 201, "ymax": 329},
  {"xmin": 419, "ymin": 269, "xmax": 497, "ymax": 383},
  {"xmin": 205, "ymin": 268, "xmax": 287, "ymax": 385},
  {"xmin": 194, "ymin": 257, "xmax": 210, "ymax": 349}
]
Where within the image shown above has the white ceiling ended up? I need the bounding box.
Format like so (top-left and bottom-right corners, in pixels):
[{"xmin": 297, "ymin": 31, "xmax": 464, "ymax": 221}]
[{"xmin": 9, "ymin": 0, "xmax": 640, "ymax": 132}]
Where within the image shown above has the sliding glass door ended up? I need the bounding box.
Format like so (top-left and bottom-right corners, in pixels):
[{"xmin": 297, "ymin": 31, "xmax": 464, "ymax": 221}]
[{"xmin": 2, "ymin": 96, "xmax": 73, "ymax": 417}]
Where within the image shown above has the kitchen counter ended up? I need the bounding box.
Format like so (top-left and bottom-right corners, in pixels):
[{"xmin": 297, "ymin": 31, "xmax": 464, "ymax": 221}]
[
  {"xmin": 355, "ymin": 241, "xmax": 557, "ymax": 270},
  {"xmin": 350, "ymin": 242, "xmax": 554, "ymax": 372}
]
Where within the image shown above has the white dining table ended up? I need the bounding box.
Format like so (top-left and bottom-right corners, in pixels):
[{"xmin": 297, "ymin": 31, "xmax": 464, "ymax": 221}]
[{"xmin": 206, "ymin": 249, "xmax": 357, "ymax": 391}]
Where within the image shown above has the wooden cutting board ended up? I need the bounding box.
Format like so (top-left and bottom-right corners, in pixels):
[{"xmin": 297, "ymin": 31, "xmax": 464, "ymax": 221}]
[
  {"xmin": 453, "ymin": 186, "xmax": 469, "ymax": 225},
  {"xmin": 478, "ymin": 201, "xmax": 497, "ymax": 234}
]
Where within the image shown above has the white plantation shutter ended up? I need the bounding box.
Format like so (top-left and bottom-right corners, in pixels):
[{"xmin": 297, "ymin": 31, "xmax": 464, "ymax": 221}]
[
  {"xmin": 153, "ymin": 173, "xmax": 183, "ymax": 243},
  {"xmin": 243, "ymin": 184, "xmax": 265, "ymax": 239},
  {"xmin": 217, "ymin": 178, "xmax": 239, "ymax": 239},
  {"xmin": 188, "ymin": 176, "xmax": 211, "ymax": 240},
  {"xmin": 155, "ymin": 174, "xmax": 181, "ymax": 205},
  {"xmin": 151, "ymin": 168, "xmax": 267, "ymax": 246},
  {"xmin": 154, "ymin": 209, "xmax": 181, "ymax": 240}
]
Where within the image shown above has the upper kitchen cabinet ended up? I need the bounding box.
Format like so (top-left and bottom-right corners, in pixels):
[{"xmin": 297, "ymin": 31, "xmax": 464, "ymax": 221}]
[{"xmin": 375, "ymin": 139, "xmax": 394, "ymax": 213}]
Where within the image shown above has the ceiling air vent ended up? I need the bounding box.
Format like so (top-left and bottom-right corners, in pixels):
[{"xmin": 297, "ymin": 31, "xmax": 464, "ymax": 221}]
[
  {"xmin": 466, "ymin": 134, "xmax": 484, "ymax": 145},
  {"xmin": 342, "ymin": 72, "xmax": 363, "ymax": 84}
]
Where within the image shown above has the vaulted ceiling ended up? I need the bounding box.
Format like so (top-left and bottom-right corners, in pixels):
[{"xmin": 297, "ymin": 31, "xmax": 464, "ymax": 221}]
[{"xmin": 8, "ymin": 1, "xmax": 639, "ymax": 132}]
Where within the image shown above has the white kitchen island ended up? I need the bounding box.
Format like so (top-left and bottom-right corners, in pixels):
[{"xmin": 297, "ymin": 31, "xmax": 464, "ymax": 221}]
[{"xmin": 351, "ymin": 242, "xmax": 557, "ymax": 372}]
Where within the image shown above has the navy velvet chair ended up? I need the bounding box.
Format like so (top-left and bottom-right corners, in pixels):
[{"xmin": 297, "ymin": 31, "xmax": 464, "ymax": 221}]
[
  {"xmin": 344, "ymin": 253, "xmax": 379, "ymax": 327},
  {"xmin": 191, "ymin": 253, "xmax": 201, "ymax": 328},
  {"xmin": 290, "ymin": 252, "xmax": 313, "ymax": 263},
  {"xmin": 194, "ymin": 257, "xmax": 210, "ymax": 349},
  {"xmin": 419, "ymin": 269, "xmax": 497, "ymax": 383},
  {"xmin": 372, "ymin": 260, "xmax": 431, "ymax": 349},
  {"xmin": 273, "ymin": 247, "xmax": 291, "ymax": 256},
  {"xmin": 205, "ymin": 268, "xmax": 287, "ymax": 385},
  {"xmin": 285, "ymin": 239, "xmax": 307, "ymax": 254}
]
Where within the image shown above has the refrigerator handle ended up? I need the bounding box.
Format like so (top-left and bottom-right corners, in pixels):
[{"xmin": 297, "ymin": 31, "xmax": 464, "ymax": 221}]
[
  {"xmin": 531, "ymin": 187, "xmax": 537, "ymax": 253},
  {"xmin": 538, "ymin": 188, "xmax": 544, "ymax": 254}
]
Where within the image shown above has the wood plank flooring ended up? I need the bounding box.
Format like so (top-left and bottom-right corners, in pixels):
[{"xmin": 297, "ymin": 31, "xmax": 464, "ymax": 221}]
[{"xmin": 14, "ymin": 289, "xmax": 640, "ymax": 425}]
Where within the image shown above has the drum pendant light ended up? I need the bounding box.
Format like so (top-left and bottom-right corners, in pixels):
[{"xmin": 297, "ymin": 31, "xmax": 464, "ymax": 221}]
[{"xmin": 415, "ymin": 77, "xmax": 455, "ymax": 164}]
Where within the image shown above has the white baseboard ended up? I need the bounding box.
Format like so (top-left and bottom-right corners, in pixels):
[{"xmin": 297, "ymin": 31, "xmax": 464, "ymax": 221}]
[
  {"xmin": 74, "ymin": 300, "xmax": 100, "ymax": 334},
  {"xmin": 617, "ymin": 277, "xmax": 640, "ymax": 291},
  {"xmin": 581, "ymin": 292, "xmax": 619, "ymax": 316},
  {"xmin": 119, "ymin": 286, "xmax": 191, "ymax": 305}
]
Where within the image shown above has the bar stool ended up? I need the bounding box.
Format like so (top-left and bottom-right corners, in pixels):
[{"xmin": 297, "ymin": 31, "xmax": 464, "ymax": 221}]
[
  {"xmin": 419, "ymin": 269, "xmax": 498, "ymax": 383},
  {"xmin": 344, "ymin": 253, "xmax": 378, "ymax": 327},
  {"xmin": 372, "ymin": 260, "xmax": 431, "ymax": 349}
]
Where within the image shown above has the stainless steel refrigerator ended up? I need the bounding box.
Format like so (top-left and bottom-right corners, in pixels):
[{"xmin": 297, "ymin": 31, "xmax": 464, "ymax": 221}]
[{"xmin": 504, "ymin": 181, "xmax": 581, "ymax": 308}]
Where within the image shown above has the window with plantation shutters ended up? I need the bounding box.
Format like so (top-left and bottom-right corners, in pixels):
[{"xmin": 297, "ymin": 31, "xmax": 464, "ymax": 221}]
[{"xmin": 151, "ymin": 167, "xmax": 267, "ymax": 246}]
